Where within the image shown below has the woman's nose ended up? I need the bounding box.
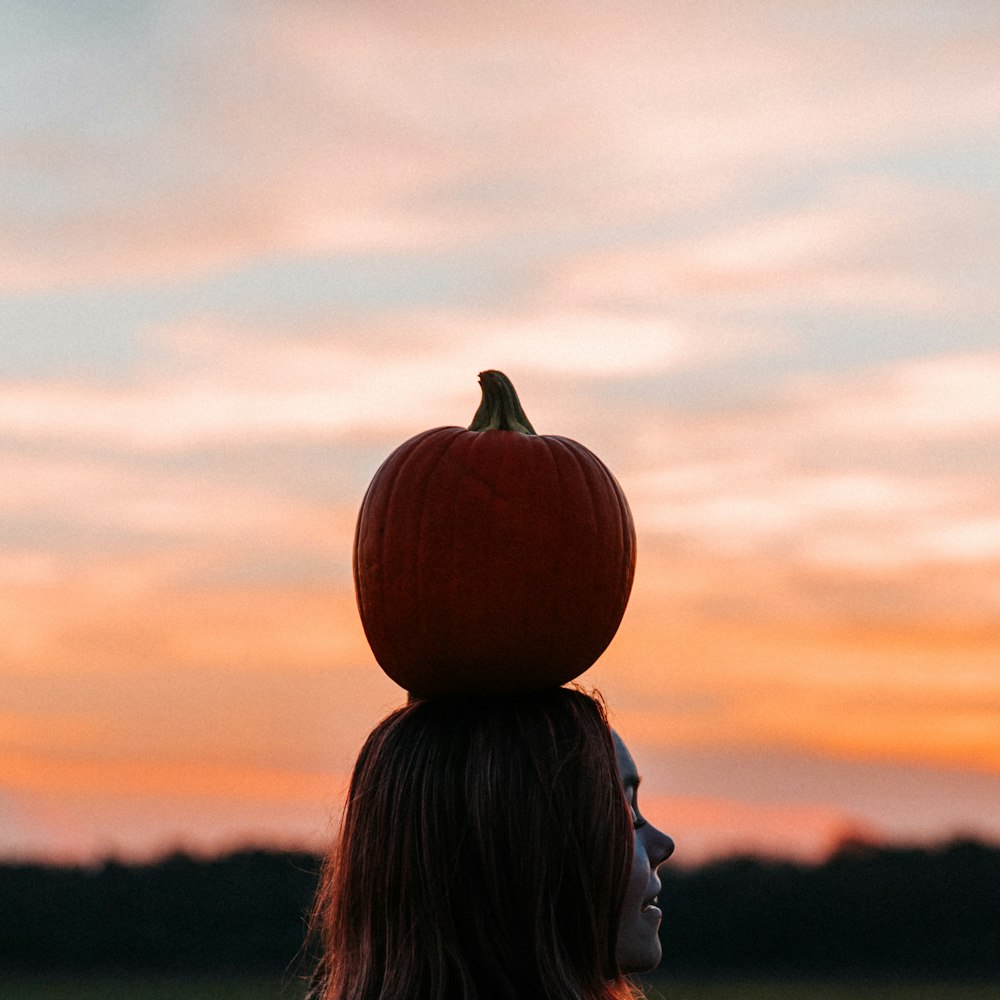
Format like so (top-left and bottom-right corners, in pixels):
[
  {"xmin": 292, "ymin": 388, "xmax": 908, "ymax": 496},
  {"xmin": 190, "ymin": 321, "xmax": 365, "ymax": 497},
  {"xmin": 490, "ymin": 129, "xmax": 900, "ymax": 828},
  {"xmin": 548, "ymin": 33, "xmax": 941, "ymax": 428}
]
[{"xmin": 652, "ymin": 828, "xmax": 675, "ymax": 866}]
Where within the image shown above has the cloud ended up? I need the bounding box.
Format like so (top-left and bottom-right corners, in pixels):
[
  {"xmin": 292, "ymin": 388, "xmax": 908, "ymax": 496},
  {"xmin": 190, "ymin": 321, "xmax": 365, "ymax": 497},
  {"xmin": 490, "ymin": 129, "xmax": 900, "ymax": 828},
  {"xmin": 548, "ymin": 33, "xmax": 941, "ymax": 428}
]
[
  {"xmin": 3, "ymin": 1, "xmax": 998, "ymax": 290},
  {"xmin": 3, "ymin": 337, "xmax": 997, "ymax": 666},
  {"xmin": 621, "ymin": 737, "xmax": 1000, "ymax": 859},
  {"xmin": 641, "ymin": 792, "xmax": 873, "ymax": 865},
  {"xmin": 0, "ymin": 757, "xmax": 865, "ymax": 864},
  {"xmin": 0, "ymin": 309, "xmax": 767, "ymax": 453},
  {"xmin": 0, "ymin": 712, "xmax": 103, "ymax": 757},
  {"xmin": 590, "ymin": 582, "xmax": 1000, "ymax": 777},
  {"xmin": 0, "ymin": 752, "xmax": 346, "ymax": 804},
  {"xmin": 618, "ymin": 352, "xmax": 1000, "ymax": 582},
  {"xmin": 5, "ymin": 0, "xmax": 1000, "ymax": 862},
  {"xmin": 0, "ymin": 449, "xmax": 334, "ymax": 544},
  {"xmin": 0, "ymin": 5, "xmax": 481, "ymax": 293},
  {"xmin": 0, "ymin": 554, "xmax": 371, "ymax": 678},
  {"xmin": 0, "ymin": 755, "xmax": 351, "ymax": 861},
  {"xmin": 549, "ymin": 174, "xmax": 999, "ymax": 321},
  {"xmin": 802, "ymin": 352, "xmax": 1000, "ymax": 441}
]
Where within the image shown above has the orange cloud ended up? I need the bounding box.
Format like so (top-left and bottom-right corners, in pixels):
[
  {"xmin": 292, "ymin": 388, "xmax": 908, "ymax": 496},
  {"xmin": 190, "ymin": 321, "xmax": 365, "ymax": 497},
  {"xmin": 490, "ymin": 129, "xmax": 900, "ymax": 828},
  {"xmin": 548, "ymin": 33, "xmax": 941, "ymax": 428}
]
[
  {"xmin": 3, "ymin": 341, "xmax": 997, "ymax": 785},
  {"xmin": 640, "ymin": 791, "xmax": 877, "ymax": 865},
  {"xmin": 592, "ymin": 562, "xmax": 1000, "ymax": 776},
  {"xmin": 0, "ymin": 560, "xmax": 368, "ymax": 677},
  {"xmin": 0, "ymin": 754, "xmax": 352, "ymax": 862},
  {"xmin": 0, "ymin": 757, "xmax": 866, "ymax": 864},
  {"xmin": 0, "ymin": 753, "xmax": 347, "ymax": 805}
]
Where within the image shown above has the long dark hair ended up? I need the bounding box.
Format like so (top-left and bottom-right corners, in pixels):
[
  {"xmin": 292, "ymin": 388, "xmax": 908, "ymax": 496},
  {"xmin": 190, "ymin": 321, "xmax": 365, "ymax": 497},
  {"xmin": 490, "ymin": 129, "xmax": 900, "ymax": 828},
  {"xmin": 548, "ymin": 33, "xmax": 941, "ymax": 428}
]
[{"xmin": 308, "ymin": 687, "xmax": 640, "ymax": 999}]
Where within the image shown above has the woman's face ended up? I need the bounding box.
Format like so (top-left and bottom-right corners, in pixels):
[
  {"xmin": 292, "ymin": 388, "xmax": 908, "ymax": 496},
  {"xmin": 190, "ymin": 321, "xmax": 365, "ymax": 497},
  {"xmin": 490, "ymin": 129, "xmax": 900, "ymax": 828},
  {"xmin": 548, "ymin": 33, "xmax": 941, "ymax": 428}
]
[{"xmin": 612, "ymin": 731, "xmax": 675, "ymax": 974}]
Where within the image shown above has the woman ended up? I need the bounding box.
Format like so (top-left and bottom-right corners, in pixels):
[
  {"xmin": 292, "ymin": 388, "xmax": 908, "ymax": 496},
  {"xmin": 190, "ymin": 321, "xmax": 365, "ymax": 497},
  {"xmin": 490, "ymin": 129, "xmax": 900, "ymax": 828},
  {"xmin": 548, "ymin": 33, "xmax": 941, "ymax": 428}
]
[{"xmin": 308, "ymin": 687, "xmax": 674, "ymax": 999}]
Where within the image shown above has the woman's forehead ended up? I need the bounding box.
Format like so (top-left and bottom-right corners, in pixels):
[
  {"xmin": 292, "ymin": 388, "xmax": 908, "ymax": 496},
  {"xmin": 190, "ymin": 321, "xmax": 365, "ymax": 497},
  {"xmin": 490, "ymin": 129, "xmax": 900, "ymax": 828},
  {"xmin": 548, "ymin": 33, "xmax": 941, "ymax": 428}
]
[{"xmin": 611, "ymin": 730, "xmax": 639, "ymax": 784}]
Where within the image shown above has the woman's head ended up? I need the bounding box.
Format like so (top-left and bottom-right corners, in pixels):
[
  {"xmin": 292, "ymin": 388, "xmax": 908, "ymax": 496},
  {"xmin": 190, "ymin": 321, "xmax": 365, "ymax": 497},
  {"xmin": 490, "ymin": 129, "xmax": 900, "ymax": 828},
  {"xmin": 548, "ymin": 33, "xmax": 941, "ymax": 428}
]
[
  {"xmin": 311, "ymin": 687, "xmax": 649, "ymax": 999},
  {"xmin": 613, "ymin": 732, "xmax": 675, "ymax": 974}
]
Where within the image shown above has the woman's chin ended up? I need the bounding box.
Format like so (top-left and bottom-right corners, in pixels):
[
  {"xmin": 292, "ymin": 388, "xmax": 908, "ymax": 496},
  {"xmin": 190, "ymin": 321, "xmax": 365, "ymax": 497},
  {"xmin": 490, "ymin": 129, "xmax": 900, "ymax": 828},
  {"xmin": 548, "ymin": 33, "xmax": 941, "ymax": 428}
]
[{"xmin": 617, "ymin": 940, "xmax": 662, "ymax": 975}]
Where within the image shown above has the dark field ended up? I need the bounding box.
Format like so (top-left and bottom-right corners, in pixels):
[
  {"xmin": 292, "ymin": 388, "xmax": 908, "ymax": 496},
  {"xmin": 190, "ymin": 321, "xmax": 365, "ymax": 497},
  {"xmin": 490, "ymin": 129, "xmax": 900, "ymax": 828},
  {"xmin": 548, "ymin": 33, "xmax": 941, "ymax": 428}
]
[
  {"xmin": 0, "ymin": 976, "xmax": 302, "ymax": 999},
  {"xmin": 643, "ymin": 975, "xmax": 1000, "ymax": 1000},
  {"xmin": 3, "ymin": 975, "xmax": 999, "ymax": 1000}
]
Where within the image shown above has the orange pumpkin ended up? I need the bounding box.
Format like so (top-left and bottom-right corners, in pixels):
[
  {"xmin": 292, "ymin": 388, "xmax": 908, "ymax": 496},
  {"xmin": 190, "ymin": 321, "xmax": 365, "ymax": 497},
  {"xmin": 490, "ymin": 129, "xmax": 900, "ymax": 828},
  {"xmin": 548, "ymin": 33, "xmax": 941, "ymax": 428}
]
[{"xmin": 353, "ymin": 371, "xmax": 636, "ymax": 697}]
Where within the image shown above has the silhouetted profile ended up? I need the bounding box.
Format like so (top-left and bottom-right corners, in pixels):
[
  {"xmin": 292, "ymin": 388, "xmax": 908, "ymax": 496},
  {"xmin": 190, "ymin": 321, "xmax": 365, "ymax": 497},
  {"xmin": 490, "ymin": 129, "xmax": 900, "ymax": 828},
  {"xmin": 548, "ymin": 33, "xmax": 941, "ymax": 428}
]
[{"xmin": 307, "ymin": 687, "xmax": 674, "ymax": 999}]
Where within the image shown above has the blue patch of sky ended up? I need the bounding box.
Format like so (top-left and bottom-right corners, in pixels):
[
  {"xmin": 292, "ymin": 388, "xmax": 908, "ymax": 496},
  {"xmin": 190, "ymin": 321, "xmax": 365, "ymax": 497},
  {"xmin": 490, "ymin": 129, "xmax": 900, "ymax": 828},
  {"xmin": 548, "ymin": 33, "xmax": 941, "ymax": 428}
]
[
  {"xmin": 1, "ymin": 1, "xmax": 278, "ymax": 223},
  {"xmin": 595, "ymin": 358, "xmax": 794, "ymax": 416},
  {"xmin": 753, "ymin": 307, "xmax": 996, "ymax": 377},
  {"xmin": 490, "ymin": 166, "xmax": 842, "ymax": 271},
  {"xmin": 0, "ymin": 512, "xmax": 351, "ymax": 585},
  {"xmin": 130, "ymin": 440, "xmax": 380, "ymax": 505},
  {"xmin": 180, "ymin": 550, "xmax": 351, "ymax": 590},
  {"xmin": 183, "ymin": 250, "xmax": 524, "ymax": 317},
  {"xmin": 652, "ymin": 743, "xmax": 1000, "ymax": 824},
  {"xmin": 0, "ymin": 513, "xmax": 161, "ymax": 554},
  {"xmin": 594, "ymin": 309, "xmax": 996, "ymax": 417},
  {"xmin": 3, "ymin": 506, "xmax": 362, "ymax": 619},
  {"xmin": 776, "ymin": 309, "xmax": 998, "ymax": 370},
  {"xmin": 0, "ymin": 248, "xmax": 524, "ymax": 379},
  {"xmin": 1, "ymin": 295, "xmax": 148, "ymax": 379},
  {"xmin": 186, "ymin": 440, "xmax": 385, "ymax": 503},
  {"xmin": 778, "ymin": 0, "xmax": 1000, "ymax": 37},
  {"xmin": 2, "ymin": 2, "xmax": 176, "ymax": 137},
  {"xmin": 648, "ymin": 172, "xmax": 837, "ymax": 243},
  {"xmin": 856, "ymin": 136, "xmax": 1000, "ymax": 193}
]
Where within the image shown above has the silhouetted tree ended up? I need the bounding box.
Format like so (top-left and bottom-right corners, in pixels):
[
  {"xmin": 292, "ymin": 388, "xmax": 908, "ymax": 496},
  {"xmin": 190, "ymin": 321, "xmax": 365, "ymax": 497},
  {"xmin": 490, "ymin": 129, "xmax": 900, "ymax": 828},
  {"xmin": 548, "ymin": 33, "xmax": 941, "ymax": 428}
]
[
  {"xmin": 660, "ymin": 838, "xmax": 1000, "ymax": 976},
  {"xmin": 2, "ymin": 839, "xmax": 998, "ymax": 977},
  {"xmin": 0, "ymin": 849, "xmax": 321, "ymax": 974}
]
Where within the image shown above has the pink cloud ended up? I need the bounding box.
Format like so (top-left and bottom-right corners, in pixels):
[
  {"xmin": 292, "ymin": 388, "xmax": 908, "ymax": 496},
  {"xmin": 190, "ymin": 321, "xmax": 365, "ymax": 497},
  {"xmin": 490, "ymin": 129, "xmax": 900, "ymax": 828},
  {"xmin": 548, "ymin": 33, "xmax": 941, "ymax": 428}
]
[
  {"xmin": 804, "ymin": 352, "xmax": 1000, "ymax": 441},
  {"xmin": 548, "ymin": 174, "xmax": 996, "ymax": 320},
  {"xmin": 641, "ymin": 792, "xmax": 877, "ymax": 865},
  {"xmin": 4, "ymin": 1, "xmax": 998, "ymax": 291},
  {"xmin": 614, "ymin": 351, "xmax": 1000, "ymax": 589},
  {"xmin": 0, "ymin": 310, "xmax": 765, "ymax": 453}
]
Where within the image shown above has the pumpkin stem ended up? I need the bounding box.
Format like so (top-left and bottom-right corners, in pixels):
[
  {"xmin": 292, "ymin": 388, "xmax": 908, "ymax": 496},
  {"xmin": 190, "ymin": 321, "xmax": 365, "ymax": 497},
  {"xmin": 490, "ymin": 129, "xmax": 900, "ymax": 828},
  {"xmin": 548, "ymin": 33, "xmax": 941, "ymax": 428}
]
[{"xmin": 468, "ymin": 370, "xmax": 537, "ymax": 434}]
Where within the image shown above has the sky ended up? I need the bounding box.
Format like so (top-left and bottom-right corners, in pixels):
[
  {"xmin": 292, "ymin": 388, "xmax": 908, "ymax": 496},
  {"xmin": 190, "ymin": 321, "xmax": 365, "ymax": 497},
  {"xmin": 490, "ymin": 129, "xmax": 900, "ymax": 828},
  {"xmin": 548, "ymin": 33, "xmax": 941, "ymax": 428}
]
[{"xmin": 2, "ymin": 0, "xmax": 999, "ymax": 865}]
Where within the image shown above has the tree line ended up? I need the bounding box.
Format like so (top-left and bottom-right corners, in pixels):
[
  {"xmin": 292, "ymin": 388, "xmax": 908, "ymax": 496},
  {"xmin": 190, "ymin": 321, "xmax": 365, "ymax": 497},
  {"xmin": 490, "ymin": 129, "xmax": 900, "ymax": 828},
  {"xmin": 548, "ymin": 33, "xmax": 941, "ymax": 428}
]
[
  {"xmin": 660, "ymin": 837, "xmax": 1000, "ymax": 978},
  {"xmin": 0, "ymin": 838, "xmax": 997, "ymax": 978}
]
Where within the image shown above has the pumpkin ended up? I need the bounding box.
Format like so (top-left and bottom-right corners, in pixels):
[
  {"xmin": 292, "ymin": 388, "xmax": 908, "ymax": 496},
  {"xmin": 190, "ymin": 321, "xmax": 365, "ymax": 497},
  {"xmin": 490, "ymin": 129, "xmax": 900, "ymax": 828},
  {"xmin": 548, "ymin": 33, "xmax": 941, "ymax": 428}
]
[{"xmin": 353, "ymin": 370, "xmax": 636, "ymax": 697}]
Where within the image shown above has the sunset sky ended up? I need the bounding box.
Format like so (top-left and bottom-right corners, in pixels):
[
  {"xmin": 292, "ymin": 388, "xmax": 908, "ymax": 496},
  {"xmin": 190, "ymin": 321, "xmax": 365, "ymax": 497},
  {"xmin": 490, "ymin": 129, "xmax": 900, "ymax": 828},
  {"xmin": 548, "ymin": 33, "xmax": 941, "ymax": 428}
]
[{"xmin": 3, "ymin": 1, "xmax": 999, "ymax": 865}]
